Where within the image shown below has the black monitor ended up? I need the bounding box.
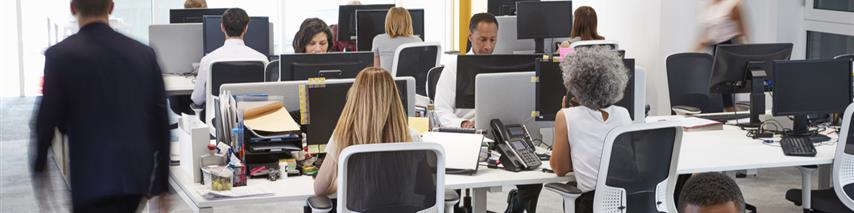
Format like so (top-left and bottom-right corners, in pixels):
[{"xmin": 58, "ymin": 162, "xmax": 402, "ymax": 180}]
[
  {"xmin": 516, "ymin": 1, "xmax": 572, "ymax": 53},
  {"xmin": 710, "ymin": 43, "xmax": 793, "ymax": 93},
  {"xmin": 535, "ymin": 58, "xmax": 636, "ymax": 121},
  {"xmin": 304, "ymin": 80, "xmax": 409, "ymax": 145},
  {"xmin": 487, "ymin": 0, "xmax": 540, "ymax": 16},
  {"xmin": 278, "ymin": 52, "xmax": 374, "ymax": 81},
  {"xmin": 169, "ymin": 8, "xmax": 228, "ymax": 23},
  {"xmin": 710, "ymin": 43, "xmax": 792, "ymax": 126},
  {"xmin": 772, "ymin": 59, "xmax": 852, "ymax": 135},
  {"xmin": 455, "ymin": 54, "xmax": 540, "ymax": 109},
  {"xmin": 337, "ymin": 4, "xmax": 395, "ymax": 42},
  {"xmin": 203, "ymin": 16, "xmax": 271, "ymax": 56},
  {"xmin": 356, "ymin": 9, "xmax": 425, "ymax": 51}
]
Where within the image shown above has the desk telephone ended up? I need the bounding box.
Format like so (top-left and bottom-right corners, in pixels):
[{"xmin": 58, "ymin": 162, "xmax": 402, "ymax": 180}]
[{"xmin": 490, "ymin": 119, "xmax": 541, "ymax": 172}]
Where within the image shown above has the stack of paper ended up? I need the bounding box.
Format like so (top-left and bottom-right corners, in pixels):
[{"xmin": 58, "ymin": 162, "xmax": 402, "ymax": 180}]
[{"xmin": 197, "ymin": 186, "xmax": 274, "ymax": 200}]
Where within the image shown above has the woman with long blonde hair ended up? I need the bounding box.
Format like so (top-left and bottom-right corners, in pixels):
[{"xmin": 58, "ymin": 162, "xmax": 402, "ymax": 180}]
[
  {"xmin": 371, "ymin": 7, "xmax": 423, "ymax": 71},
  {"xmin": 313, "ymin": 67, "xmax": 418, "ymax": 196}
]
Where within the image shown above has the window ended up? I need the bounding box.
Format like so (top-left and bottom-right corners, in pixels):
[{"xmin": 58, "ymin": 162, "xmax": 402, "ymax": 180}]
[
  {"xmin": 814, "ymin": 0, "xmax": 854, "ymax": 13},
  {"xmin": 806, "ymin": 31, "xmax": 854, "ymax": 59},
  {"xmin": 1, "ymin": 0, "xmax": 20, "ymax": 96}
]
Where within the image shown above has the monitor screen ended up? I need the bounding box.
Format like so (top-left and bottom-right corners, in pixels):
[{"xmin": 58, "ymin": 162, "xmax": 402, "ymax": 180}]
[
  {"xmin": 170, "ymin": 8, "xmax": 228, "ymax": 23},
  {"xmin": 305, "ymin": 80, "xmax": 409, "ymax": 145},
  {"xmin": 710, "ymin": 43, "xmax": 793, "ymax": 94},
  {"xmin": 455, "ymin": 54, "xmax": 540, "ymax": 109},
  {"xmin": 488, "ymin": 0, "xmax": 540, "ymax": 16},
  {"xmin": 278, "ymin": 52, "xmax": 374, "ymax": 81},
  {"xmin": 337, "ymin": 4, "xmax": 395, "ymax": 42},
  {"xmin": 516, "ymin": 1, "xmax": 572, "ymax": 39},
  {"xmin": 356, "ymin": 9, "xmax": 425, "ymax": 51},
  {"xmin": 203, "ymin": 16, "xmax": 270, "ymax": 55},
  {"xmin": 772, "ymin": 59, "xmax": 852, "ymax": 116},
  {"xmin": 535, "ymin": 58, "xmax": 636, "ymax": 121}
]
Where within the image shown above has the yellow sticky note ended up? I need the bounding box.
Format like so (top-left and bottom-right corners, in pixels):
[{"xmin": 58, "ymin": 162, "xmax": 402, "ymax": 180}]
[{"xmin": 409, "ymin": 117, "xmax": 430, "ymax": 134}]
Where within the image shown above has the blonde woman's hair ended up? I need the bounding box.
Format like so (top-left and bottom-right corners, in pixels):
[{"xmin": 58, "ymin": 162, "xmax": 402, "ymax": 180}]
[
  {"xmin": 184, "ymin": 0, "xmax": 207, "ymax": 9},
  {"xmin": 331, "ymin": 67, "xmax": 411, "ymax": 155},
  {"xmin": 385, "ymin": 7, "xmax": 414, "ymax": 38}
]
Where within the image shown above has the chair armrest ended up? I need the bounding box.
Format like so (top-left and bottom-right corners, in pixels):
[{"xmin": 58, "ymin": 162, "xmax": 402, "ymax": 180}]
[
  {"xmin": 445, "ymin": 190, "xmax": 460, "ymax": 203},
  {"xmin": 544, "ymin": 183, "xmax": 583, "ymax": 198},
  {"xmin": 306, "ymin": 196, "xmax": 333, "ymax": 213},
  {"xmin": 672, "ymin": 105, "xmax": 701, "ymax": 115}
]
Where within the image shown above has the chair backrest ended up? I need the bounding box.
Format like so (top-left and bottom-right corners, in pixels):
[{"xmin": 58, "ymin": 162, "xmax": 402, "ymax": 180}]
[
  {"xmin": 210, "ymin": 61, "xmax": 266, "ymax": 96},
  {"xmin": 834, "ymin": 103, "xmax": 854, "ymax": 210},
  {"xmin": 665, "ymin": 53, "xmax": 724, "ymax": 114},
  {"xmin": 205, "ymin": 60, "xmax": 266, "ymax": 124},
  {"xmin": 264, "ymin": 60, "xmax": 280, "ymax": 82},
  {"xmin": 392, "ymin": 42, "xmax": 441, "ymax": 96},
  {"xmin": 427, "ymin": 66, "xmax": 445, "ymax": 101},
  {"xmin": 338, "ymin": 142, "xmax": 446, "ymax": 213},
  {"xmin": 594, "ymin": 122, "xmax": 683, "ymax": 213},
  {"xmin": 570, "ymin": 40, "xmax": 619, "ymax": 50}
]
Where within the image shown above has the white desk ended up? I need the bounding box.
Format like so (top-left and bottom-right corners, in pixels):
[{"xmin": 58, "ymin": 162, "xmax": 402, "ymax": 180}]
[
  {"xmin": 169, "ymin": 164, "xmax": 570, "ymax": 213},
  {"xmin": 677, "ymin": 125, "xmax": 835, "ymax": 174},
  {"xmin": 163, "ymin": 74, "xmax": 195, "ymax": 96},
  {"xmin": 169, "ymin": 120, "xmax": 837, "ymax": 213}
]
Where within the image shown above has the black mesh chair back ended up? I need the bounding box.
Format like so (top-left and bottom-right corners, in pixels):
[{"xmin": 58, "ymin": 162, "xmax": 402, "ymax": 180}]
[
  {"xmin": 666, "ymin": 53, "xmax": 724, "ymax": 114},
  {"xmin": 595, "ymin": 123, "xmax": 682, "ymax": 212},
  {"xmin": 264, "ymin": 60, "xmax": 280, "ymax": 82},
  {"xmin": 393, "ymin": 44, "xmax": 440, "ymax": 96},
  {"xmin": 339, "ymin": 143, "xmax": 444, "ymax": 212},
  {"xmin": 210, "ymin": 61, "xmax": 265, "ymax": 96},
  {"xmin": 427, "ymin": 66, "xmax": 444, "ymax": 101}
]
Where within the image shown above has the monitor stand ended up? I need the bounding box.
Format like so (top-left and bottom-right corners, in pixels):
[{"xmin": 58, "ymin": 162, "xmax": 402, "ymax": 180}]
[
  {"xmin": 787, "ymin": 115, "xmax": 831, "ymax": 143},
  {"xmin": 739, "ymin": 68, "xmax": 767, "ymax": 128}
]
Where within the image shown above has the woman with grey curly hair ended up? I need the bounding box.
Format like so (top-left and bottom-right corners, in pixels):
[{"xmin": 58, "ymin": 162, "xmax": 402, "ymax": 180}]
[{"xmin": 549, "ymin": 46, "xmax": 633, "ymax": 212}]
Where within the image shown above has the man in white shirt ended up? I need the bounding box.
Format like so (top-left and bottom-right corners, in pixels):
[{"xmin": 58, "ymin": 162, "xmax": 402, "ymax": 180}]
[
  {"xmin": 434, "ymin": 13, "xmax": 498, "ymax": 128},
  {"xmin": 190, "ymin": 8, "xmax": 269, "ymax": 106}
]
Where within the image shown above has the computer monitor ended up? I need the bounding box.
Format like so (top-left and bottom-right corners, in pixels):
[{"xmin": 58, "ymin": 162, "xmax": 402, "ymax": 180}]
[
  {"xmin": 710, "ymin": 43, "xmax": 793, "ymax": 94},
  {"xmin": 455, "ymin": 54, "xmax": 540, "ymax": 109},
  {"xmin": 169, "ymin": 8, "xmax": 228, "ymax": 23},
  {"xmin": 772, "ymin": 59, "xmax": 852, "ymax": 135},
  {"xmin": 356, "ymin": 9, "xmax": 425, "ymax": 51},
  {"xmin": 304, "ymin": 80, "xmax": 410, "ymax": 145},
  {"xmin": 278, "ymin": 52, "xmax": 374, "ymax": 81},
  {"xmin": 535, "ymin": 58, "xmax": 637, "ymax": 121},
  {"xmin": 516, "ymin": 1, "xmax": 572, "ymax": 53},
  {"xmin": 494, "ymin": 16, "xmax": 535, "ymax": 54},
  {"xmin": 488, "ymin": 0, "xmax": 540, "ymax": 16},
  {"xmin": 202, "ymin": 16, "xmax": 271, "ymax": 55},
  {"xmin": 337, "ymin": 4, "xmax": 395, "ymax": 41},
  {"xmin": 149, "ymin": 23, "xmax": 203, "ymax": 74}
]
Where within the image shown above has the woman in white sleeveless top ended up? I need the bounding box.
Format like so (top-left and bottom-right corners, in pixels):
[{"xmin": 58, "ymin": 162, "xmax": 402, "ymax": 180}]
[
  {"xmin": 550, "ymin": 47, "xmax": 633, "ymax": 196},
  {"xmin": 696, "ymin": 0, "xmax": 747, "ymax": 111}
]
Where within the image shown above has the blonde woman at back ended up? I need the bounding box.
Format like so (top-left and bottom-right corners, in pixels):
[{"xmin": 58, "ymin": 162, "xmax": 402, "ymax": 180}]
[
  {"xmin": 372, "ymin": 7, "xmax": 423, "ymax": 71},
  {"xmin": 313, "ymin": 67, "xmax": 420, "ymax": 196}
]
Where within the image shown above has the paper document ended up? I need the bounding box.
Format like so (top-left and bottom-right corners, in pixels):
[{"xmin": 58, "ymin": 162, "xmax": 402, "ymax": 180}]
[
  {"xmin": 242, "ymin": 101, "xmax": 300, "ymax": 133},
  {"xmin": 197, "ymin": 186, "xmax": 274, "ymax": 199}
]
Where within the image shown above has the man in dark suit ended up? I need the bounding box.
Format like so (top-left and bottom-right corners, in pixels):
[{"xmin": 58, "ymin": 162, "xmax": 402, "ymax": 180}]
[{"xmin": 31, "ymin": 0, "xmax": 170, "ymax": 212}]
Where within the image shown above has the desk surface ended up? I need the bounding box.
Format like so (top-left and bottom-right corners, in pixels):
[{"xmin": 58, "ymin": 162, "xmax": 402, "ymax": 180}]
[
  {"xmin": 170, "ymin": 163, "xmax": 569, "ymax": 209},
  {"xmin": 677, "ymin": 124, "xmax": 836, "ymax": 174},
  {"xmin": 169, "ymin": 118, "xmax": 838, "ymax": 209},
  {"xmin": 163, "ymin": 74, "xmax": 195, "ymax": 96}
]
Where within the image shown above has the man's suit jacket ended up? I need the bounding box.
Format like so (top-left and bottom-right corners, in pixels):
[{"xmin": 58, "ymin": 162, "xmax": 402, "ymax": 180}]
[{"xmin": 33, "ymin": 22, "xmax": 170, "ymax": 208}]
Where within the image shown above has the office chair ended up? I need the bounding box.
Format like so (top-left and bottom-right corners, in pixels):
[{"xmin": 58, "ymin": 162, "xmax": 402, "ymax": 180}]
[
  {"xmin": 264, "ymin": 60, "xmax": 280, "ymax": 82},
  {"xmin": 569, "ymin": 40, "xmax": 619, "ymax": 50},
  {"xmin": 391, "ymin": 42, "xmax": 442, "ymax": 97},
  {"xmin": 306, "ymin": 143, "xmax": 460, "ymax": 213},
  {"xmin": 784, "ymin": 103, "xmax": 854, "ymax": 212},
  {"xmin": 426, "ymin": 66, "xmax": 445, "ymax": 101},
  {"xmin": 665, "ymin": 53, "xmax": 724, "ymax": 114},
  {"xmin": 545, "ymin": 122, "xmax": 683, "ymax": 213},
  {"xmin": 204, "ymin": 60, "xmax": 266, "ymax": 124}
]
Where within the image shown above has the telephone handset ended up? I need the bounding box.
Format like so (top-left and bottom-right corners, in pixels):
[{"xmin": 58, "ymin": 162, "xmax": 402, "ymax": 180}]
[{"xmin": 490, "ymin": 119, "xmax": 541, "ymax": 172}]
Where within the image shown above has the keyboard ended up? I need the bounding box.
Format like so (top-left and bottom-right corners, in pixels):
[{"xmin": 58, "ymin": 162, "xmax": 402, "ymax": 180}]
[
  {"xmin": 695, "ymin": 113, "xmax": 750, "ymax": 123},
  {"xmin": 780, "ymin": 136, "xmax": 817, "ymax": 157}
]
